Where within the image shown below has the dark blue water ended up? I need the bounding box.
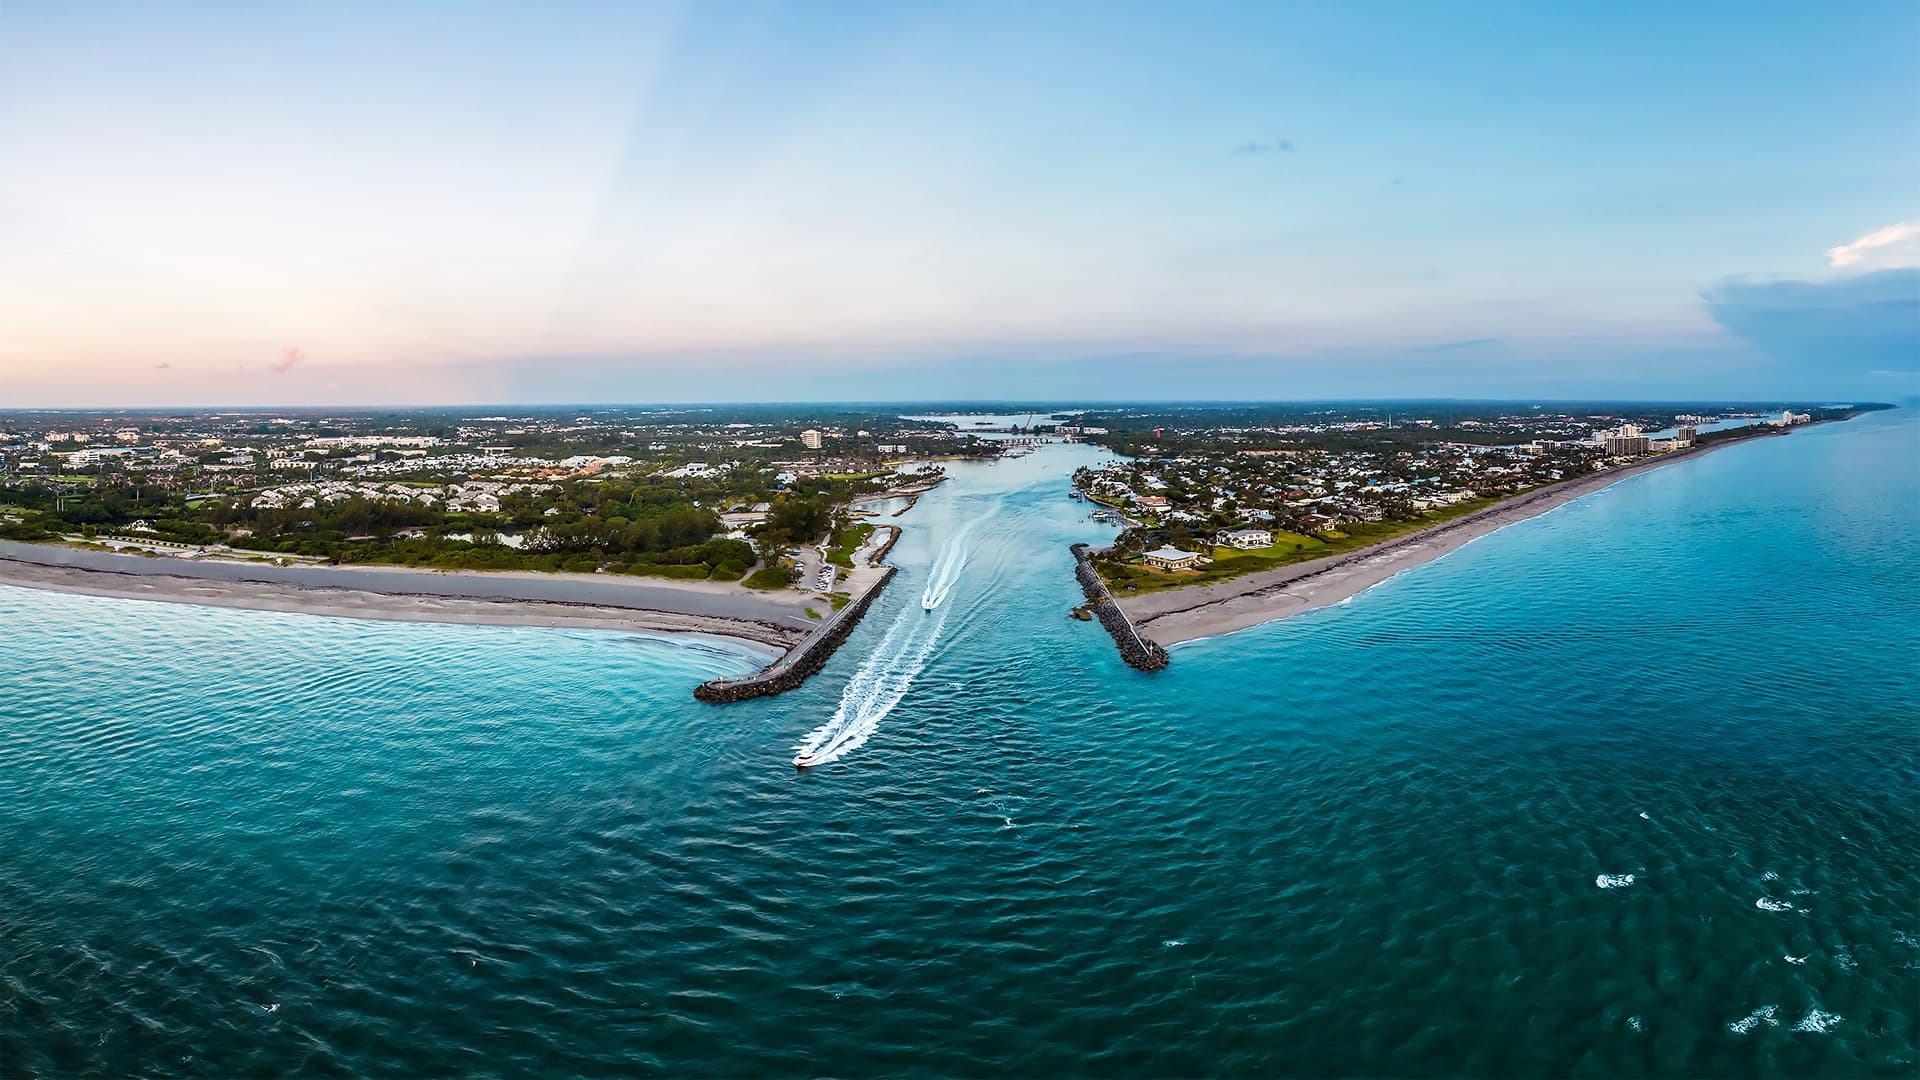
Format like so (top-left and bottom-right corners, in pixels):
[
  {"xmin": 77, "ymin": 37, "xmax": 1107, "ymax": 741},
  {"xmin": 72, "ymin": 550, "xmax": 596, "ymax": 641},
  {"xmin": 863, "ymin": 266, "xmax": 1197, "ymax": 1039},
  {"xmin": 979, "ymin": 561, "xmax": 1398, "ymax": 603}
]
[{"xmin": 4, "ymin": 411, "xmax": 1917, "ymax": 1076}]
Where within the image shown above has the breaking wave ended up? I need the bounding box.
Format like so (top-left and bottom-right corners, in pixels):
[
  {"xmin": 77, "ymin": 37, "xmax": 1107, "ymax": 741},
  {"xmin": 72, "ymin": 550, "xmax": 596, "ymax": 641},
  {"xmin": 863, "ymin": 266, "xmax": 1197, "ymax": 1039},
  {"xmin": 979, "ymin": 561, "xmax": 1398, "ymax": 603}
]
[
  {"xmin": 1791, "ymin": 1008, "xmax": 1843, "ymax": 1033},
  {"xmin": 1728, "ymin": 1005, "xmax": 1779, "ymax": 1034}
]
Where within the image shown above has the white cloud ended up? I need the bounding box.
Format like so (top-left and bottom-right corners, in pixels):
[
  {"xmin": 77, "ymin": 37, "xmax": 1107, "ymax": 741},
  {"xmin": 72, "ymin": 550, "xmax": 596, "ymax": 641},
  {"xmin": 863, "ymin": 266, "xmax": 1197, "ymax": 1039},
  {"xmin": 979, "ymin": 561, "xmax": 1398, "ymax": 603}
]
[{"xmin": 1826, "ymin": 221, "xmax": 1920, "ymax": 270}]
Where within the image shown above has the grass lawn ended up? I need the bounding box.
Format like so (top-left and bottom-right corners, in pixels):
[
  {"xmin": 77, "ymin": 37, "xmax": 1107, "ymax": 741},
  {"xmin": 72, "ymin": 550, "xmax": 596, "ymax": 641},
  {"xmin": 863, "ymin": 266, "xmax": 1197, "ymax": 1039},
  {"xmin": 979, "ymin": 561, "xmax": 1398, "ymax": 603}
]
[
  {"xmin": 825, "ymin": 522, "xmax": 876, "ymax": 568},
  {"xmin": 743, "ymin": 561, "xmax": 794, "ymax": 590},
  {"xmin": 1100, "ymin": 497, "xmax": 1503, "ymax": 595}
]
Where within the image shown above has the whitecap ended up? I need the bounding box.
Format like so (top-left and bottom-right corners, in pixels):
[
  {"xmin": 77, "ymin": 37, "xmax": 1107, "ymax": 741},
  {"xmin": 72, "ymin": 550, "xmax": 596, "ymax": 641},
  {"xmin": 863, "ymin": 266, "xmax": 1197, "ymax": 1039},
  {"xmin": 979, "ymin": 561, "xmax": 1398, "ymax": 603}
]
[
  {"xmin": 1756, "ymin": 897, "xmax": 1794, "ymax": 912},
  {"xmin": 1626, "ymin": 1015, "xmax": 1644, "ymax": 1032},
  {"xmin": 1791, "ymin": 1008, "xmax": 1841, "ymax": 1033},
  {"xmin": 1596, "ymin": 873, "xmax": 1635, "ymax": 889},
  {"xmin": 1638, "ymin": 811, "xmax": 1650, "ymax": 820},
  {"xmin": 1727, "ymin": 1005, "xmax": 1779, "ymax": 1034},
  {"xmin": 1162, "ymin": 939, "xmax": 1186, "ymax": 948},
  {"xmin": 1761, "ymin": 870, "xmax": 1779, "ymax": 882},
  {"xmin": 1784, "ymin": 954, "xmax": 1807, "ymax": 965}
]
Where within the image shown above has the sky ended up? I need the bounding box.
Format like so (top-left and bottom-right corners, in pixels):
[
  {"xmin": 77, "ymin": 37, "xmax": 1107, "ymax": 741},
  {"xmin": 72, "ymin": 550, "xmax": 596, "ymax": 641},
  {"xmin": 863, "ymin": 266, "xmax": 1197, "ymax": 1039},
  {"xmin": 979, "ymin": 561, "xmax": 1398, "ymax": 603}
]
[{"xmin": 2, "ymin": 1, "xmax": 1916, "ymax": 407}]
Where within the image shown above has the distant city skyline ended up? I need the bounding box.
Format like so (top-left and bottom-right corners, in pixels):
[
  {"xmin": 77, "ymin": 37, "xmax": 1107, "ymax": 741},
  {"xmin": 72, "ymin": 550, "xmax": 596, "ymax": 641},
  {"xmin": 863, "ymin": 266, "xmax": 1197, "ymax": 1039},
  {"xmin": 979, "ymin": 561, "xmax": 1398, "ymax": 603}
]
[{"xmin": 3, "ymin": 2, "xmax": 1916, "ymax": 406}]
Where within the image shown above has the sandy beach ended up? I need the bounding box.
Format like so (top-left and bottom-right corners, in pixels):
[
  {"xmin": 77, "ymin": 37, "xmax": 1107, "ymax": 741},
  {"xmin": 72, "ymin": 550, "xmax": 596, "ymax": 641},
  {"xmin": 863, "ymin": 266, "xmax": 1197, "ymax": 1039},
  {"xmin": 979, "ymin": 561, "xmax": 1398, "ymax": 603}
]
[
  {"xmin": 0, "ymin": 540, "xmax": 819, "ymax": 652},
  {"xmin": 1116, "ymin": 433, "xmax": 1781, "ymax": 646}
]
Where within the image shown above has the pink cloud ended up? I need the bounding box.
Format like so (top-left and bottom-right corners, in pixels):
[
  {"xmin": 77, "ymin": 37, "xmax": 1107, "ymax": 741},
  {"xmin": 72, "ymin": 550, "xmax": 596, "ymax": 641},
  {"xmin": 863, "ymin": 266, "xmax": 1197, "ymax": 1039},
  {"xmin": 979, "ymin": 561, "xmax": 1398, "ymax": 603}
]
[
  {"xmin": 1827, "ymin": 221, "xmax": 1920, "ymax": 270},
  {"xmin": 272, "ymin": 346, "xmax": 304, "ymax": 374}
]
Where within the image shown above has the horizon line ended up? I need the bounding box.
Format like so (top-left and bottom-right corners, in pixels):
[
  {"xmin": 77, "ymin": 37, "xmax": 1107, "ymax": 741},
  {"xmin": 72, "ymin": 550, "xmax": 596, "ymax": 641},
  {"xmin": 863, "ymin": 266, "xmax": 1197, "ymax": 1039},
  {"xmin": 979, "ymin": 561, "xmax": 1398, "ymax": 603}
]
[{"xmin": 0, "ymin": 396, "xmax": 1898, "ymax": 414}]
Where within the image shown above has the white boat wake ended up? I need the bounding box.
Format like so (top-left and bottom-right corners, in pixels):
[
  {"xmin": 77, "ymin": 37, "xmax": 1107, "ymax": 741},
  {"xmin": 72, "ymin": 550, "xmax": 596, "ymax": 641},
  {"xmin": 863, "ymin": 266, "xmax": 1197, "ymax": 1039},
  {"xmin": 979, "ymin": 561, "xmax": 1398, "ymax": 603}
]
[
  {"xmin": 921, "ymin": 504, "xmax": 997, "ymax": 610},
  {"xmin": 794, "ymin": 604, "xmax": 948, "ymax": 766},
  {"xmin": 796, "ymin": 504, "xmax": 998, "ymax": 767}
]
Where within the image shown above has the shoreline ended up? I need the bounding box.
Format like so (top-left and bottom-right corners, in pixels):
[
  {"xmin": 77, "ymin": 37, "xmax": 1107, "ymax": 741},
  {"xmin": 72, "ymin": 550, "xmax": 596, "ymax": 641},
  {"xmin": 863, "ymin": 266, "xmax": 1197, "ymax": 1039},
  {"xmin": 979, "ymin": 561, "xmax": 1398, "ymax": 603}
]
[
  {"xmin": 1114, "ymin": 427, "xmax": 1806, "ymax": 647},
  {"xmin": 0, "ymin": 541, "xmax": 819, "ymax": 653},
  {"xmin": 694, "ymin": 566, "xmax": 899, "ymax": 703}
]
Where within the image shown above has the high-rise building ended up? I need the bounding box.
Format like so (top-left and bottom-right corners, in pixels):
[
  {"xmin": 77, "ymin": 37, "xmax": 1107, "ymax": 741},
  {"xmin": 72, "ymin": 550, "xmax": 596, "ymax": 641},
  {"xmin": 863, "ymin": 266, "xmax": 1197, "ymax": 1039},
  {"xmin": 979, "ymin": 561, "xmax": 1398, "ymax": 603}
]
[
  {"xmin": 1595, "ymin": 423, "xmax": 1649, "ymax": 455},
  {"xmin": 800, "ymin": 429, "xmax": 823, "ymax": 449}
]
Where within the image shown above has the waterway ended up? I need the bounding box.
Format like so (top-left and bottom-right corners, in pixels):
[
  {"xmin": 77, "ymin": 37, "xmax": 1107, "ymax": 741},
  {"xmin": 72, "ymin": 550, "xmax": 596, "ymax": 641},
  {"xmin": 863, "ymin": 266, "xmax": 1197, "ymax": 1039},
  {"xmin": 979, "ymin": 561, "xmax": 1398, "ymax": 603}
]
[{"xmin": 3, "ymin": 411, "xmax": 1916, "ymax": 1076}]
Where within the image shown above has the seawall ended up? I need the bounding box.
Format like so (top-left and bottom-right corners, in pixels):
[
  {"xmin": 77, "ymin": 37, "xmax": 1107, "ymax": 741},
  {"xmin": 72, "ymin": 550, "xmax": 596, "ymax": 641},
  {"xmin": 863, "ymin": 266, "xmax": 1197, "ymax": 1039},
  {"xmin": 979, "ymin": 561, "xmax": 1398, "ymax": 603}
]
[
  {"xmin": 1069, "ymin": 543, "xmax": 1170, "ymax": 671},
  {"xmin": 694, "ymin": 566, "xmax": 899, "ymax": 702},
  {"xmin": 869, "ymin": 526, "xmax": 901, "ymax": 566}
]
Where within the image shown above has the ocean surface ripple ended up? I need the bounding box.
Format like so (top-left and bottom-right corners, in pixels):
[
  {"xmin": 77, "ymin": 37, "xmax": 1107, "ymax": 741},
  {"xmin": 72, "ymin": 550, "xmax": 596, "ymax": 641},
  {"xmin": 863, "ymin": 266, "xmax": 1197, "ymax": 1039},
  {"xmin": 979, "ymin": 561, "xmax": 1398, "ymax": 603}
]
[{"xmin": 3, "ymin": 413, "xmax": 1917, "ymax": 1077}]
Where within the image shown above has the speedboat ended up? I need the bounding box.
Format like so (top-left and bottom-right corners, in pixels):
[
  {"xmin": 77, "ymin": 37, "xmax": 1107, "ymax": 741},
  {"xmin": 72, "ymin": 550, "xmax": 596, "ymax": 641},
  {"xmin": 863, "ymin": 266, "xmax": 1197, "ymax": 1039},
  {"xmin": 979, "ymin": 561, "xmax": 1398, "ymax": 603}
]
[{"xmin": 793, "ymin": 750, "xmax": 824, "ymax": 768}]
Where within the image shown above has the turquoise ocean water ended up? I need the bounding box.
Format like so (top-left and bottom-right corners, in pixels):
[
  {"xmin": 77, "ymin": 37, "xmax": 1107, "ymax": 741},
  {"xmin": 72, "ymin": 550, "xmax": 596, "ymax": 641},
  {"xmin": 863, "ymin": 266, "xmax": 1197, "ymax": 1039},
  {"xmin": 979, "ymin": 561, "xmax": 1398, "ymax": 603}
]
[{"xmin": 3, "ymin": 410, "xmax": 1917, "ymax": 1076}]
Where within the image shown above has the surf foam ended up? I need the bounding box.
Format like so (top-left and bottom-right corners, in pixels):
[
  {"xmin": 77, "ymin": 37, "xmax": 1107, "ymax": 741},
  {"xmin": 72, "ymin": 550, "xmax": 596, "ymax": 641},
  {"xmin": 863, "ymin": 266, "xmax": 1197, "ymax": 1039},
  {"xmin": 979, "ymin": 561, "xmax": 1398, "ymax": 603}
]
[
  {"xmin": 1727, "ymin": 1005, "xmax": 1779, "ymax": 1034},
  {"xmin": 1791, "ymin": 1008, "xmax": 1842, "ymax": 1033}
]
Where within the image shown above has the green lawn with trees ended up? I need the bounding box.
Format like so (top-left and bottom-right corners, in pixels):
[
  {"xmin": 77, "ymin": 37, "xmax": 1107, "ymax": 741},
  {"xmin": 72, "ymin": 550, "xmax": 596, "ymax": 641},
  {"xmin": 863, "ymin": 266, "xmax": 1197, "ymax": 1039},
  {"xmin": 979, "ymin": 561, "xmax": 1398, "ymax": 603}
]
[{"xmin": 1097, "ymin": 496, "xmax": 1501, "ymax": 595}]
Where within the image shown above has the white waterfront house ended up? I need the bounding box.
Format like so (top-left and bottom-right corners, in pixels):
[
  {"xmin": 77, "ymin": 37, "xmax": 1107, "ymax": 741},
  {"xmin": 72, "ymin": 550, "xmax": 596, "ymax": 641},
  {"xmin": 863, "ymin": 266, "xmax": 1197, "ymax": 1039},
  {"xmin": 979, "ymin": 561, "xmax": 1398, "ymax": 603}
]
[
  {"xmin": 1220, "ymin": 528, "xmax": 1272, "ymax": 549},
  {"xmin": 1142, "ymin": 546, "xmax": 1203, "ymax": 571}
]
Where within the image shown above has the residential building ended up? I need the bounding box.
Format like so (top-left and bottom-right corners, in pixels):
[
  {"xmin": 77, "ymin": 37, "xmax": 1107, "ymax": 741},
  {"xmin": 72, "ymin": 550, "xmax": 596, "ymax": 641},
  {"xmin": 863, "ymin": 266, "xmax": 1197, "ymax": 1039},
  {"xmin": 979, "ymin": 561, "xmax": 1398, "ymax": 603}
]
[
  {"xmin": 1221, "ymin": 528, "xmax": 1272, "ymax": 549},
  {"xmin": 1596, "ymin": 424, "xmax": 1649, "ymax": 456},
  {"xmin": 801, "ymin": 429, "xmax": 823, "ymax": 449},
  {"xmin": 1142, "ymin": 546, "xmax": 1202, "ymax": 571}
]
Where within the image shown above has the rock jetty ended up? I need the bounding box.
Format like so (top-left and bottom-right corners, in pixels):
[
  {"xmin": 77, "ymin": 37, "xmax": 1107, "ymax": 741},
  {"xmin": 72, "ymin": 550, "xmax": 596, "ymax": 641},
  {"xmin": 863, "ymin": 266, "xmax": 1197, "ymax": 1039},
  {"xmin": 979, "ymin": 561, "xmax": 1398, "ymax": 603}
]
[
  {"xmin": 694, "ymin": 567, "xmax": 898, "ymax": 702},
  {"xmin": 868, "ymin": 525, "xmax": 901, "ymax": 566},
  {"xmin": 1069, "ymin": 543, "xmax": 1169, "ymax": 671}
]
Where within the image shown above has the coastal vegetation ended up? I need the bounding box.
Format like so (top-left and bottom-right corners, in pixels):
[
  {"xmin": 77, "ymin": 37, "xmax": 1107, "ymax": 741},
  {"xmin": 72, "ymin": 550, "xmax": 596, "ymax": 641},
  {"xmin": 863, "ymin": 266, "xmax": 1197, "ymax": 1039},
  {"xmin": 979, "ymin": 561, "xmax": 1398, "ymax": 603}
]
[
  {"xmin": 743, "ymin": 561, "xmax": 796, "ymax": 590},
  {"xmin": 1076, "ymin": 404, "xmax": 1879, "ymax": 595},
  {"xmin": 1095, "ymin": 498, "xmax": 1500, "ymax": 594},
  {"xmin": 0, "ymin": 406, "xmax": 1013, "ymax": 585},
  {"xmin": 825, "ymin": 521, "xmax": 876, "ymax": 568}
]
